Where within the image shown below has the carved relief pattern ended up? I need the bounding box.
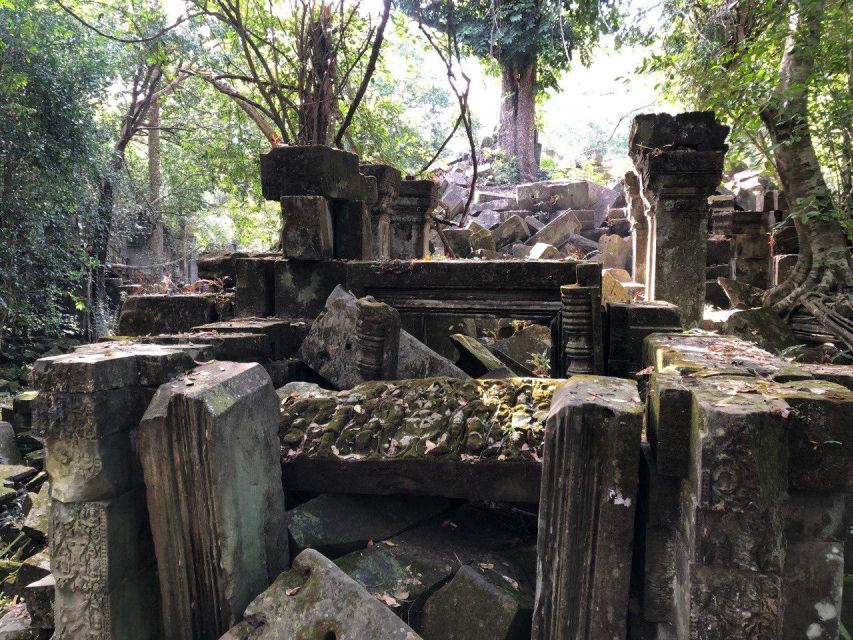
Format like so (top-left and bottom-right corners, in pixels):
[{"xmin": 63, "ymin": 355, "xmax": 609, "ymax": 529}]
[
  {"xmin": 50, "ymin": 502, "xmax": 108, "ymax": 592},
  {"xmin": 560, "ymin": 286, "xmax": 594, "ymax": 375}
]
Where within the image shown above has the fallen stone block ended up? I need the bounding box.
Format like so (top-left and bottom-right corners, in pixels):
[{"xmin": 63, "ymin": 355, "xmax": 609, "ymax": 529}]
[
  {"xmin": 516, "ymin": 180, "xmax": 589, "ymax": 211},
  {"xmin": 22, "ymin": 484, "xmax": 48, "ymax": 543},
  {"xmin": 561, "ymin": 233, "xmax": 600, "ymax": 258},
  {"xmin": 336, "ymin": 503, "xmax": 529, "ymax": 627},
  {"xmin": 442, "ymin": 227, "xmax": 473, "ymax": 258},
  {"xmin": 449, "ymin": 334, "xmax": 505, "ymax": 377},
  {"xmin": 532, "ymin": 376, "xmax": 643, "ymax": 640},
  {"xmin": 139, "ymin": 362, "xmax": 287, "ymax": 640},
  {"xmin": 469, "ymin": 221, "xmax": 497, "ymax": 252},
  {"xmin": 420, "ymin": 564, "xmax": 533, "ymax": 640},
  {"xmin": 287, "ymin": 493, "xmax": 450, "ymax": 558},
  {"xmin": 0, "ymin": 422, "xmax": 22, "ymax": 465},
  {"xmin": 721, "ymin": 306, "xmax": 798, "ymax": 353},
  {"xmin": 717, "ymin": 276, "xmax": 765, "ymax": 309},
  {"xmin": 606, "ymin": 302, "xmax": 681, "ymax": 379},
  {"xmin": 280, "ymin": 377, "xmax": 558, "ymax": 502},
  {"xmin": 524, "ymin": 215, "xmax": 545, "ymax": 232},
  {"xmin": 117, "ymin": 294, "xmax": 219, "ymax": 336},
  {"xmin": 221, "ymin": 549, "xmax": 422, "ymax": 640},
  {"xmin": 526, "ymin": 211, "xmax": 581, "ymax": 248},
  {"xmin": 598, "ymin": 233, "xmax": 631, "ymax": 270},
  {"xmin": 528, "ymin": 243, "xmax": 562, "ymax": 260},
  {"xmin": 492, "ymin": 215, "xmax": 530, "ymax": 248},
  {"xmin": 472, "ymin": 197, "xmax": 515, "ymax": 213},
  {"xmin": 260, "ymin": 145, "xmax": 362, "ymax": 201},
  {"xmin": 490, "ymin": 324, "xmax": 551, "ymax": 375},
  {"xmin": 441, "ymin": 184, "xmax": 468, "ymax": 218},
  {"xmin": 280, "ymin": 195, "xmax": 334, "ymax": 260},
  {"xmin": 298, "ymin": 287, "xmax": 467, "ymax": 389}
]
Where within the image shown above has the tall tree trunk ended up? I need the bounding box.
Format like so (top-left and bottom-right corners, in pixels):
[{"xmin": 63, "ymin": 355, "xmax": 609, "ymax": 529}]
[
  {"xmin": 498, "ymin": 61, "xmax": 537, "ymax": 182},
  {"xmin": 92, "ymin": 153, "xmax": 122, "ymax": 338},
  {"xmin": 760, "ymin": 0, "xmax": 853, "ymax": 318},
  {"xmin": 147, "ymin": 96, "xmax": 164, "ymax": 279}
]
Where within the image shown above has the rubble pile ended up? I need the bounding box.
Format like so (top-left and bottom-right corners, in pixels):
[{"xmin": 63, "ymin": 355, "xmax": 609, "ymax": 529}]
[{"xmin": 5, "ymin": 111, "xmax": 851, "ymax": 640}]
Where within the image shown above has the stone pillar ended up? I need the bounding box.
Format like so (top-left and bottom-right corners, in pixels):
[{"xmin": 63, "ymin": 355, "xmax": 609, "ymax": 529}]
[
  {"xmin": 625, "ymin": 170, "xmax": 648, "ymax": 285},
  {"xmin": 532, "ymin": 376, "xmax": 643, "ymax": 640},
  {"xmin": 31, "ymin": 343, "xmax": 204, "ymax": 640},
  {"xmin": 361, "ymin": 164, "xmax": 402, "ymax": 261},
  {"xmin": 628, "ymin": 112, "xmax": 729, "ymax": 326},
  {"xmin": 280, "ymin": 195, "xmax": 335, "ymax": 260},
  {"xmin": 391, "ymin": 179, "xmax": 436, "ymax": 259},
  {"xmin": 138, "ymin": 362, "xmax": 287, "ymax": 640},
  {"xmin": 355, "ymin": 298, "xmax": 401, "ymax": 380},
  {"xmin": 559, "ymin": 285, "xmax": 594, "ymax": 375}
]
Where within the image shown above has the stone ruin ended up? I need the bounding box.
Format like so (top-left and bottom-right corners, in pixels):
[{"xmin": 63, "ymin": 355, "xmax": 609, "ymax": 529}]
[{"xmin": 0, "ymin": 111, "xmax": 849, "ymax": 639}]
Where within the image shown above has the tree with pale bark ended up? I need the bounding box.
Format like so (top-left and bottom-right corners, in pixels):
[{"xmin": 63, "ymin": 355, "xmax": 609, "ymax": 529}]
[{"xmin": 401, "ymin": 0, "xmax": 621, "ymax": 181}]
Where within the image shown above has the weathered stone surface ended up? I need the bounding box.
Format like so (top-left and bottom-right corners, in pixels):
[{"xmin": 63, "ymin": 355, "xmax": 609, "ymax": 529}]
[
  {"xmin": 0, "ymin": 422, "xmax": 22, "ymax": 465},
  {"xmin": 195, "ymin": 318, "xmax": 310, "ymax": 360},
  {"xmin": 22, "ymin": 486, "xmax": 48, "ymax": 544},
  {"xmin": 442, "ymin": 227, "xmax": 473, "ymax": 258},
  {"xmin": 139, "ymin": 363, "xmax": 287, "ymax": 640},
  {"xmin": 280, "ymin": 195, "xmax": 335, "ymax": 260},
  {"xmin": 280, "ymin": 377, "xmax": 557, "ymax": 502},
  {"xmin": 333, "ymin": 200, "xmax": 373, "ymax": 260},
  {"xmin": 718, "ymin": 276, "xmax": 765, "ymax": 308},
  {"xmin": 643, "ymin": 333, "xmax": 811, "ymax": 381},
  {"xmin": 298, "ymin": 287, "xmax": 467, "ymax": 388},
  {"xmin": 532, "ymin": 376, "xmax": 643, "ymax": 640},
  {"xmin": 420, "ymin": 564, "xmax": 533, "ymax": 640},
  {"xmin": 526, "ymin": 211, "xmax": 581, "ymax": 248},
  {"xmin": 336, "ymin": 504, "xmax": 529, "ymax": 625},
  {"xmin": 602, "ymin": 269, "xmax": 633, "ymax": 304},
  {"xmin": 469, "ymin": 221, "xmax": 497, "ymax": 252},
  {"xmin": 490, "ymin": 324, "xmax": 551, "ymax": 374},
  {"xmin": 527, "ymin": 243, "xmax": 562, "ymax": 260},
  {"xmin": 606, "ymin": 302, "xmax": 681, "ymax": 378},
  {"xmin": 221, "ymin": 549, "xmax": 422, "ymax": 640},
  {"xmin": 492, "ymin": 215, "xmax": 530, "ymax": 248},
  {"xmin": 598, "ymin": 233, "xmax": 632, "ymax": 270},
  {"xmin": 260, "ymin": 145, "xmax": 361, "ymax": 201},
  {"xmin": 361, "ymin": 174, "xmax": 378, "ymax": 204},
  {"xmin": 706, "ymin": 235, "xmax": 731, "ymax": 265},
  {"xmin": 449, "ymin": 334, "xmax": 505, "ymax": 377},
  {"xmin": 274, "ymin": 258, "xmax": 347, "ymax": 318},
  {"xmin": 287, "ymin": 493, "xmax": 450, "ymax": 558},
  {"xmin": 361, "ymin": 163, "xmax": 402, "ymax": 202},
  {"xmin": 440, "ymin": 184, "xmax": 467, "ymax": 218},
  {"xmin": 139, "ymin": 331, "xmax": 269, "ymax": 363},
  {"xmin": 46, "ymin": 430, "xmax": 139, "ymax": 502},
  {"xmin": 516, "ymin": 180, "xmax": 589, "ymax": 211},
  {"xmin": 117, "ymin": 294, "xmax": 219, "ymax": 336},
  {"xmin": 235, "ymin": 255, "xmax": 277, "ymax": 317},
  {"xmin": 721, "ymin": 307, "xmax": 798, "ymax": 353}
]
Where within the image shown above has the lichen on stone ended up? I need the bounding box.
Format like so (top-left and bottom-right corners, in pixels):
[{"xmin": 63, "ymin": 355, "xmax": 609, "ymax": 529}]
[{"xmin": 279, "ymin": 377, "xmax": 558, "ymax": 462}]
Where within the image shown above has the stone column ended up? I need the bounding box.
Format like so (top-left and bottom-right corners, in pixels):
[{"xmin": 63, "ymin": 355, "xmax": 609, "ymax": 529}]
[
  {"xmin": 391, "ymin": 179, "xmax": 436, "ymax": 260},
  {"xmin": 628, "ymin": 112, "xmax": 729, "ymax": 326},
  {"xmin": 138, "ymin": 362, "xmax": 287, "ymax": 640},
  {"xmin": 624, "ymin": 170, "xmax": 648, "ymax": 285},
  {"xmin": 31, "ymin": 343, "xmax": 204, "ymax": 640},
  {"xmin": 355, "ymin": 298, "xmax": 401, "ymax": 380},
  {"xmin": 532, "ymin": 376, "xmax": 643, "ymax": 640},
  {"xmin": 559, "ymin": 285, "xmax": 595, "ymax": 375},
  {"xmin": 361, "ymin": 164, "xmax": 402, "ymax": 261}
]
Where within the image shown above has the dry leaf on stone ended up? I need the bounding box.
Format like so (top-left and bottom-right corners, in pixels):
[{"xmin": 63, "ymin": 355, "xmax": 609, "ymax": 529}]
[{"xmin": 376, "ymin": 594, "xmax": 401, "ymax": 607}]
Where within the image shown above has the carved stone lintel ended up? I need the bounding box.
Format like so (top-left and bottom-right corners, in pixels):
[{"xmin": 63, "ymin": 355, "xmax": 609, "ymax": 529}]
[
  {"xmin": 355, "ymin": 298, "xmax": 401, "ymax": 381},
  {"xmin": 560, "ymin": 285, "xmax": 594, "ymax": 375}
]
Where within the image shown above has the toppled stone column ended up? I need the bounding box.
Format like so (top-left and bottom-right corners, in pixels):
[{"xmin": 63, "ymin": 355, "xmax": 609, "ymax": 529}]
[
  {"xmin": 628, "ymin": 112, "xmax": 729, "ymax": 326},
  {"xmin": 355, "ymin": 298, "xmax": 401, "ymax": 380},
  {"xmin": 361, "ymin": 163, "xmax": 402, "ymax": 261},
  {"xmin": 221, "ymin": 549, "xmax": 422, "ymax": 640},
  {"xmin": 138, "ymin": 362, "xmax": 287, "ymax": 640},
  {"xmin": 391, "ymin": 179, "xmax": 437, "ymax": 259},
  {"xmin": 532, "ymin": 376, "xmax": 643, "ymax": 640},
  {"xmin": 31, "ymin": 343, "xmax": 204, "ymax": 640},
  {"xmin": 624, "ymin": 170, "xmax": 649, "ymax": 285}
]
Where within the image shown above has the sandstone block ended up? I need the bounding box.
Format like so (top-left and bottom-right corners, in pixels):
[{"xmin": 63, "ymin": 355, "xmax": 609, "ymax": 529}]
[
  {"xmin": 117, "ymin": 294, "xmax": 219, "ymax": 336},
  {"xmin": 280, "ymin": 195, "xmax": 334, "ymax": 260},
  {"xmin": 492, "ymin": 215, "xmax": 530, "ymax": 248},
  {"xmin": 526, "ymin": 211, "xmax": 581, "ymax": 248},
  {"xmin": 260, "ymin": 145, "xmax": 361, "ymax": 201}
]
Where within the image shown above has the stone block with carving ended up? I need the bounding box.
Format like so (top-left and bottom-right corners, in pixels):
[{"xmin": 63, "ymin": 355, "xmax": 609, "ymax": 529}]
[
  {"xmin": 260, "ymin": 145, "xmax": 362, "ymax": 201},
  {"xmin": 139, "ymin": 362, "xmax": 287, "ymax": 640}
]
